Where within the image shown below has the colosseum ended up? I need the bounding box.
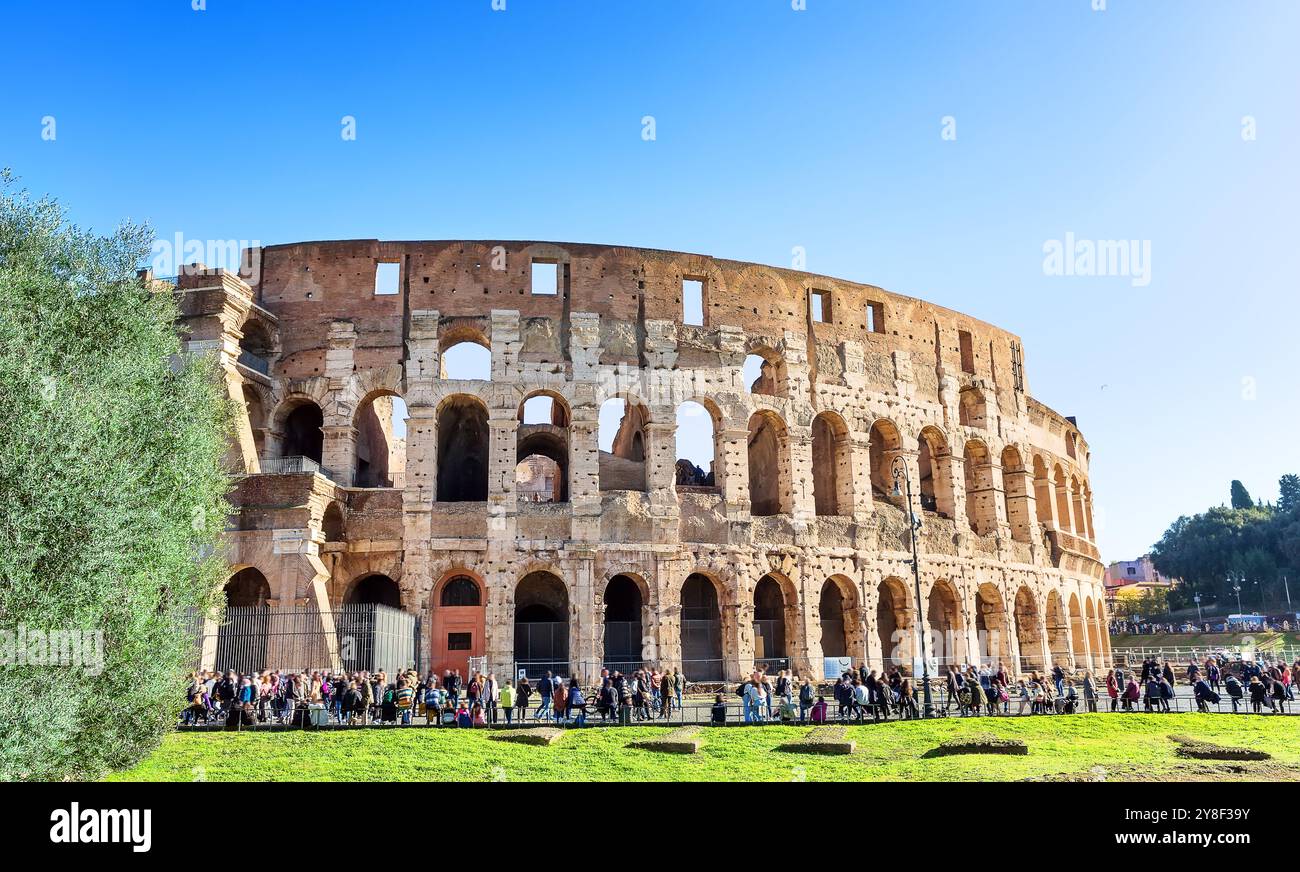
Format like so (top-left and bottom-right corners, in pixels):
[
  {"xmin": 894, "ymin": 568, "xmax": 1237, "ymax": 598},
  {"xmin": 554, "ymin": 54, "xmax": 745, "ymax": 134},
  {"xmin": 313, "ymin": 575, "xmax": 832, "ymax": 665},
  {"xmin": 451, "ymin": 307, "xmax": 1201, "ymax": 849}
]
[{"xmin": 173, "ymin": 239, "xmax": 1110, "ymax": 684}]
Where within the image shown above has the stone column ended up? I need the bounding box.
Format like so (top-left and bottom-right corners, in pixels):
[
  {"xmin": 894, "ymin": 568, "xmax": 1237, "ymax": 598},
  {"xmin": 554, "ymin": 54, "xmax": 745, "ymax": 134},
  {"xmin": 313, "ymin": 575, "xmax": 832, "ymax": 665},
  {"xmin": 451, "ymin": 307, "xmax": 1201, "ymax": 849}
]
[{"xmin": 788, "ymin": 427, "xmax": 816, "ymax": 522}]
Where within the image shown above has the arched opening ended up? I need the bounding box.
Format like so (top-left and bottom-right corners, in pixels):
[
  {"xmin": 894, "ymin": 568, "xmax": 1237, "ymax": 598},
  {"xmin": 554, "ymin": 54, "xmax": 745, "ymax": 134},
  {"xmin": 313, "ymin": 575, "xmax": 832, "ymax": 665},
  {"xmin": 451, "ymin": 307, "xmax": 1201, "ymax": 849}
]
[
  {"xmin": 974, "ymin": 583, "xmax": 1010, "ymax": 668},
  {"xmin": 963, "ymin": 439, "xmax": 998, "ymax": 535},
  {"xmin": 216, "ymin": 568, "xmax": 270, "ymax": 673},
  {"xmin": 1045, "ymin": 590, "xmax": 1071, "ymax": 670},
  {"xmin": 603, "ymin": 574, "xmax": 645, "ymax": 671},
  {"xmin": 514, "ymin": 571, "xmax": 569, "ymax": 678},
  {"xmin": 321, "ymin": 502, "xmax": 345, "ymax": 542},
  {"xmin": 868, "ymin": 418, "xmax": 903, "ymax": 504},
  {"xmin": 441, "ymin": 339, "xmax": 491, "ymax": 380},
  {"xmin": 681, "ymin": 573, "xmax": 723, "ymax": 680},
  {"xmin": 958, "ymin": 386, "xmax": 987, "ymax": 429},
  {"xmin": 430, "ymin": 573, "xmax": 485, "ymax": 678},
  {"xmin": 598, "ymin": 397, "xmax": 649, "ymax": 492},
  {"xmin": 436, "ymin": 395, "xmax": 489, "ymax": 502},
  {"xmin": 281, "ymin": 400, "xmax": 324, "ymax": 464},
  {"xmin": 927, "ymin": 579, "xmax": 962, "ymax": 670},
  {"xmin": 1071, "ymin": 475, "xmax": 1088, "ymax": 540},
  {"xmin": 877, "ymin": 577, "xmax": 912, "ymax": 672},
  {"xmin": 1001, "ymin": 445, "xmax": 1032, "ymax": 543},
  {"xmin": 345, "ymin": 574, "xmax": 401, "ymax": 608},
  {"xmin": 1083, "ymin": 485, "xmax": 1096, "ymax": 542},
  {"xmin": 517, "ymin": 393, "xmax": 569, "ymax": 503},
  {"xmin": 1033, "ymin": 455, "xmax": 1054, "ymax": 528},
  {"xmin": 1013, "ymin": 586, "xmax": 1043, "ymax": 673},
  {"xmin": 752, "ymin": 574, "xmax": 789, "ymax": 670},
  {"xmin": 743, "ymin": 348, "xmax": 786, "ymax": 397},
  {"xmin": 811, "ymin": 411, "xmax": 851, "ymax": 516},
  {"xmin": 238, "ymin": 320, "xmax": 274, "ymax": 375},
  {"xmin": 747, "ymin": 410, "xmax": 790, "ymax": 516},
  {"xmin": 819, "ymin": 579, "xmax": 848, "ymax": 658},
  {"xmin": 1054, "ymin": 464, "xmax": 1073, "ymax": 533},
  {"xmin": 1086, "ymin": 598, "xmax": 1103, "ymax": 669},
  {"xmin": 917, "ymin": 426, "xmax": 955, "ymax": 517},
  {"xmin": 354, "ymin": 391, "xmax": 407, "ymax": 488},
  {"xmin": 1068, "ymin": 593, "xmax": 1087, "ymax": 669},
  {"xmin": 674, "ymin": 400, "xmax": 718, "ymax": 489}
]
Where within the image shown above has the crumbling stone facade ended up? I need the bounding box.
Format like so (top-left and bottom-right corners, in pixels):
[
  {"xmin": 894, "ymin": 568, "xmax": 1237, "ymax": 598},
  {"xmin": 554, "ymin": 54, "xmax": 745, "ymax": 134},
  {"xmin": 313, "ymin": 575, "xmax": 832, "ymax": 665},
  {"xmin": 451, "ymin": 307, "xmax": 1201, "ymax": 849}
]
[{"xmin": 173, "ymin": 239, "xmax": 1109, "ymax": 683}]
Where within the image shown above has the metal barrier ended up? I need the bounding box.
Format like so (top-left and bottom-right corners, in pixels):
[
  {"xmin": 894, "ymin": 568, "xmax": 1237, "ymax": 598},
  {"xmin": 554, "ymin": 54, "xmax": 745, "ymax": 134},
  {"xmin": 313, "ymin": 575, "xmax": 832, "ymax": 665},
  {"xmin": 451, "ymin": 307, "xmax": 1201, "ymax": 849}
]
[{"xmin": 260, "ymin": 455, "xmax": 335, "ymax": 478}]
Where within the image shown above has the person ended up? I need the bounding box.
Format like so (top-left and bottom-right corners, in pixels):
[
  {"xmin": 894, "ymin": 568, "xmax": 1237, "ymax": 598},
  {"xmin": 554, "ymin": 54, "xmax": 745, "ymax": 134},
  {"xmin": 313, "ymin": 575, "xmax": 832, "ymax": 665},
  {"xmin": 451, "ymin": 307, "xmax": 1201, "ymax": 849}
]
[
  {"xmin": 1123, "ymin": 675, "xmax": 1139, "ymax": 712},
  {"xmin": 482, "ymin": 673, "xmax": 499, "ymax": 725},
  {"xmin": 534, "ymin": 672, "xmax": 553, "ymax": 721},
  {"xmin": 809, "ymin": 695, "xmax": 828, "ymax": 723},
  {"xmin": 499, "ymin": 679, "xmax": 515, "ymax": 724},
  {"xmin": 853, "ymin": 679, "xmax": 870, "ymax": 722},
  {"xmin": 552, "ymin": 677, "xmax": 568, "ymax": 723},
  {"xmin": 471, "ymin": 702, "xmax": 486, "ymax": 726},
  {"xmin": 744, "ymin": 674, "xmax": 766, "ymax": 723},
  {"xmin": 899, "ymin": 679, "xmax": 919, "ymax": 720},
  {"xmin": 711, "ymin": 693, "xmax": 727, "ymax": 725},
  {"xmin": 1105, "ymin": 669, "xmax": 1119, "ymax": 712},
  {"xmin": 659, "ymin": 670, "xmax": 674, "ymax": 720},
  {"xmin": 1052, "ymin": 663, "xmax": 1065, "ymax": 696},
  {"xmin": 454, "ymin": 702, "xmax": 471, "ymax": 728},
  {"xmin": 395, "ymin": 679, "xmax": 415, "ymax": 725},
  {"xmin": 1015, "ymin": 679, "xmax": 1031, "ymax": 715},
  {"xmin": 1225, "ymin": 673, "xmax": 1244, "ymax": 713},
  {"xmin": 516, "ymin": 676, "xmax": 531, "ymax": 722},
  {"xmin": 1158, "ymin": 675, "xmax": 1174, "ymax": 713},
  {"xmin": 778, "ymin": 696, "xmax": 798, "ymax": 723},
  {"xmin": 1081, "ymin": 672, "xmax": 1097, "ymax": 713},
  {"xmin": 1193, "ymin": 676, "xmax": 1218, "ymax": 713},
  {"xmin": 674, "ymin": 668, "xmax": 685, "ymax": 711},
  {"xmin": 1249, "ymin": 675, "xmax": 1267, "ymax": 714},
  {"xmin": 567, "ymin": 678, "xmax": 587, "ymax": 726},
  {"xmin": 798, "ymin": 676, "xmax": 814, "ymax": 723}
]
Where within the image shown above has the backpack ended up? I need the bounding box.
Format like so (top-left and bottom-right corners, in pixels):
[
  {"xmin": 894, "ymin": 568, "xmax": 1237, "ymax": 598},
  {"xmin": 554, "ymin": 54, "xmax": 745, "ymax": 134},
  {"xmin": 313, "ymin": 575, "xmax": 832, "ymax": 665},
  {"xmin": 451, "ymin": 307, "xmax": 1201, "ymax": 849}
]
[{"xmin": 736, "ymin": 682, "xmax": 748, "ymax": 698}]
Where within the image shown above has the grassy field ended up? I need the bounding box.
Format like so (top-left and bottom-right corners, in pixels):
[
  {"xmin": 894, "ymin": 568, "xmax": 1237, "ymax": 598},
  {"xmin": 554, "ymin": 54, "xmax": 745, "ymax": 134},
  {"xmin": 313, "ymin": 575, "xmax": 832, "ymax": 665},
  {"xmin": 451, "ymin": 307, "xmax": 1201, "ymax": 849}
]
[
  {"xmin": 1111, "ymin": 631, "xmax": 1300, "ymax": 651},
  {"xmin": 109, "ymin": 714, "xmax": 1300, "ymax": 782}
]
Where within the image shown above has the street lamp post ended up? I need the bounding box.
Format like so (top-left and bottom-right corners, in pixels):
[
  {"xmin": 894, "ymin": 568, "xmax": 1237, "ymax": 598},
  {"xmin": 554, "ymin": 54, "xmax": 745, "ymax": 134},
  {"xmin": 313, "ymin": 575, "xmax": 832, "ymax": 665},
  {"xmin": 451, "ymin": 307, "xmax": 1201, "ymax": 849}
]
[
  {"xmin": 1193, "ymin": 593, "xmax": 1202, "ymax": 624},
  {"xmin": 1230, "ymin": 572, "xmax": 1243, "ymax": 617},
  {"xmin": 892, "ymin": 456, "xmax": 935, "ymax": 719},
  {"xmin": 1283, "ymin": 574, "xmax": 1292, "ymax": 610}
]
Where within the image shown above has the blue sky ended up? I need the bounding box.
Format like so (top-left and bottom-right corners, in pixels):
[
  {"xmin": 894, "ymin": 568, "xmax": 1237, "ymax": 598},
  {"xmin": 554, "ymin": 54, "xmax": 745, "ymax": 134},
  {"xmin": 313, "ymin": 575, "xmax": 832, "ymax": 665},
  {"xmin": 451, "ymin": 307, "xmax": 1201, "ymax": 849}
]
[{"xmin": 3, "ymin": 0, "xmax": 1297, "ymax": 560}]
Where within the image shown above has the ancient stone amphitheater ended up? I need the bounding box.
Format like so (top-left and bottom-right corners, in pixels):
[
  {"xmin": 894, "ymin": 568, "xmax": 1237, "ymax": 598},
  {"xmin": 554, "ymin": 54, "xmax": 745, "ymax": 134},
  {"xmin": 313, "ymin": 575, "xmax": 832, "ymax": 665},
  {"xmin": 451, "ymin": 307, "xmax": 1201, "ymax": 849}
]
[{"xmin": 174, "ymin": 239, "xmax": 1109, "ymax": 684}]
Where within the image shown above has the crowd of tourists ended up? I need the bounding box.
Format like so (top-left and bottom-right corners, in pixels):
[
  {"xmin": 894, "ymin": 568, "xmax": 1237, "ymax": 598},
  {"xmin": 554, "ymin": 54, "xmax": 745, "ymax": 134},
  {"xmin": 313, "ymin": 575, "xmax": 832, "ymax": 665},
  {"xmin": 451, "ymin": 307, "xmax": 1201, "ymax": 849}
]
[
  {"xmin": 182, "ymin": 655, "xmax": 1300, "ymax": 729},
  {"xmin": 1109, "ymin": 617, "xmax": 1295, "ymax": 635}
]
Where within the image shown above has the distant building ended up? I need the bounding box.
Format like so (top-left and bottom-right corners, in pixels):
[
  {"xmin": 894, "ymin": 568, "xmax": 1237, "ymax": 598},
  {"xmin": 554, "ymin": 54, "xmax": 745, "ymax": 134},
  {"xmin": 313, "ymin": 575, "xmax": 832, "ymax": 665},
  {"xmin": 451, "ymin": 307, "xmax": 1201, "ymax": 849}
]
[{"xmin": 1104, "ymin": 555, "xmax": 1175, "ymax": 603}]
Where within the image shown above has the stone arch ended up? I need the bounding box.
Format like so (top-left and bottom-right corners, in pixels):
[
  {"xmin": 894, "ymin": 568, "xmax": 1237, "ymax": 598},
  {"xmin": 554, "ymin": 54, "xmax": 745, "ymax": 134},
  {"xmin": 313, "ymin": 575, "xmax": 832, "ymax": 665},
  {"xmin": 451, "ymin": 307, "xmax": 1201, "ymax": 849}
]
[
  {"xmin": 276, "ymin": 397, "xmax": 324, "ymax": 463},
  {"xmin": 1013, "ymin": 586, "xmax": 1043, "ymax": 673},
  {"xmin": 674, "ymin": 397, "xmax": 721, "ymax": 489},
  {"xmin": 602, "ymin": 573, "xmax": 647, "ymax": 669},
  {"xmin": 518, "ymin": 390, "xmax": 570, "ymax": 503},
  {"xmin": 743, "ymin": 343, "xmax": 788, "ymax": 397},
  {"xmin": 1071, "ymin": 474, "xmax": 1088, "ymax": 539},
  {"xmin": 224, "ymin": 567, "xmax": 270, "ymax": 607},
  {"xmin": 926, "ymin": 578, "xmax": 963, "ymax": 669},
  {"xmin": 963, "ymin": 439, "xmax": 998, "ymax": 535},
  {"xmin": 811, "ymin": 410, "xmax": 852, "ymax": 516},
  {"xmin": 877, "ymin": 576, "xmax": 913, "ymax": 672},
  {"xmin": 1000, "ymin": 445, "xmax": 1032, "ymax": 543},
  {"xmin": 1068, "ymin": 592, "xmax": 1087, "ymax": 668},
  {"xmin": 818, "ymin": 575, "xmax": 861, "ymax": 660},
  {"xmin": 1033, "ymin": 454, "xmax": 1054, "ymax": 527},
  {"xmin": 321, "ymin": 501, "xmax": 345, "ymax": 542},
  {"xmin": 917, "ymin": 425, "xmax": 956, "ymax": 517},
  {"xmin": 514, "ymin": 570, "xmax": 570, "ymax": 677},
  {"xmin": 974, "ymin": 582, "xmax": 1011, "ymax": 668},
  {"xmin": 681, "ymin": 571, "xmax": 725, "ymax": 680},
  {"xmin": 344, "ymin": 573, "xmax": 401, "ymax": 608},
  {"xmin": 439, "ymin": 323, "xmax": 492, "ymax": 381},
  {"xmin": 1045, "ymin": 589, "xmax": 1071, "ymax": 669},
  {"xmin": 752, "ymin": 572, "xmax": 800, "ymax": 671},
  {"xmin": 436, "ymin": 394, "xmax": 489, "ymax": 501},
  {"xmin": 599, "ymin": 396, "xmax": 649, "ymax": 492},
  {"xmin": 216, "ymin": 568, "xmax": 271, "ymax": 672},
  {"xmin": 747, "ymin": 409, "xmax": 791, "ymax": 516},
  {"xmin": 1054, "ymin": 464, "xmax": 1073, "ymax": 533},
  {"xmin": 867, "ymin": 417, "xmax": 904, "ymax": 501},
  {"xmin": 353, "ymin": 388, "xmax": 405, "ymax": 488},
  {"xmin": 430, "ymin": 571, "xmax": 486, "ymax": 677}
]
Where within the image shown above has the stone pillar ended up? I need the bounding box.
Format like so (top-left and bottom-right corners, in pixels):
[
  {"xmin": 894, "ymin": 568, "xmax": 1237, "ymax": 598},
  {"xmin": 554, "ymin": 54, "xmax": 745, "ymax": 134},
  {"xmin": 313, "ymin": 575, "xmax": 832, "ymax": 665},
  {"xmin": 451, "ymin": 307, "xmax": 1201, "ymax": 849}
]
[
  {"xmin": 569, "ymin": 408, "xmax": 601, "ymax": 542},
  {"xmin": 848, "ymin": 434, "xmax": 873, "ymax": 520},
  {"xmin": 645, "ymin": 417, "xmax": 680, "ymax": 542},
  {"xmin": 717, "ymin": 426, "xmax": 751, "ymax": 518},
  {"xmin": 788, "ymin": 427, "xmax": 816, "ymax": 522},
  {"xmin": 488, "ymin": 411, "xmax": 518, "ymax": 540},
  {"xmin": 322, "ymin": 424, "xmax": 357, "ymax": 487},
  {"xmin": 570, "ymin": 548, "xmax": 599, "ymax": 683},
  {"xmin": 489, "ymin": 310, "xmax": 521, "ymax": 380}
]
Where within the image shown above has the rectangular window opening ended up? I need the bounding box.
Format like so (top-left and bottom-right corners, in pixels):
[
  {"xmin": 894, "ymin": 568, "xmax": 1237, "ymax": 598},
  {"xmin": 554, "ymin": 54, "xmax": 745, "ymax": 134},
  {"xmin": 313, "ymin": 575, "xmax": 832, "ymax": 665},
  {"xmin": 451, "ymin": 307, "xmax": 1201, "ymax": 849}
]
[
  {"xmin": 682, "ymin": 278, "xmax": 704, "ymax": 325},
  {"xmin": 374, "ymin": 261, "xmax": 400, "ymax": 296},
  {"xmin": 447, "ymin": 632, "xmax": 472, "ymax": 651},
  {"xmin": 530, "ymin": 260, "xmax": 559, "ymax": 295},
  {"xmin": 810, "ymin": 289, "xmax": 831, "ymax": 323},
  {"xmin": 959, "ymin": 329, "xmax": 975, "ymax": 374},
  {"xmin": 866, "ymin": 300, "xmax": 885, "ymax": 333}
]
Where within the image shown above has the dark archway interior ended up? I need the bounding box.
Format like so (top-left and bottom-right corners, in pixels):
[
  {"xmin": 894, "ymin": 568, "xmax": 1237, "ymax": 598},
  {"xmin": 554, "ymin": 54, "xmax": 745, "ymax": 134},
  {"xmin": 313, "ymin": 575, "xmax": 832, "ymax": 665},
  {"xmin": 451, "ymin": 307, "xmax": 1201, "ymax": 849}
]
[
  {"xmin": 753, "ymin": 575, "xmax": 787, "ymax": 660},
  {"xmin": 322, "ymin": 503, "xmax": 345, "ymax": 542},
  {"xmin": 283, "ymin": 403, "xmax": 323, "ymax": 463},
  {"xmin": 819, "ymin": 580, "xmax": 847, "ymax": 658},
  {"xmin": 681, "ymin": 573, "xmax": 723, "ymax": 679},
  {"xmin": 514, "ymin": 571, "xmax": 569, "ymax": 674},
  {"xmin": 224, "ymin": 568, "xmax": 270, "ymax": 607},
  {"xmin": 437, "ymin": 398, "xmax": 489, "ymax": 501},
  {"xmin": 345, "ymin": 574, "xmax": 401, "ymax": 608},
  {"xmin": 603, "ymin": 574, "xmax": 643, "ymax": 663},
  {"xmin": 440, "ymin": 575, "xmax": 481, "ymax": 607},
  {"xmin": 747, "ymin": 413, "xmax": 783, "ymax": 516},
  {"xmin": 517, "ymin": 430, "xmax": 568, "ymax": 501}
]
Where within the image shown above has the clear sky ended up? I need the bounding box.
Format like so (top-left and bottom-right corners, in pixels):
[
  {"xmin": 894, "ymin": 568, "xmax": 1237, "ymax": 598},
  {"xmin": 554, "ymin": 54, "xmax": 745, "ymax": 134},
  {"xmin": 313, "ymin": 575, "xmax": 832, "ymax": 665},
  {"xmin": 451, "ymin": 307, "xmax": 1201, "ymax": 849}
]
[{"xmin": 3, "ymin": 0, "xmax": 1297, "ymax": 561}]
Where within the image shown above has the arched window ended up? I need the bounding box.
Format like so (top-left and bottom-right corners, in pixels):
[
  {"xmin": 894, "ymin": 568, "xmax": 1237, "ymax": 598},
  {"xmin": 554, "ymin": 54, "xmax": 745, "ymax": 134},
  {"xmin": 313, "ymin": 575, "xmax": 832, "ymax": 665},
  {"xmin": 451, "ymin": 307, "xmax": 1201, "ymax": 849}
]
[
  {"xmin": 514, "ymin": 571, "xmax": 569, "ymax": 678},
  {"xmin": 517, "ymin": 392, "xmax": 570, "ymax": 503},
  {"xmin": 322, "ymin": 502, "xmax": 345, "ymax": 542},
  {"xmin": 440, "ymin": 575, "xmax": 482, "ymax": 607},
  {"xmin": 867, "ymin": 418, "xmax": 903, "ymax": 501},
  {"xmin": 811, "ymin": 411, "xmax": 850, "ymax": 516},
  {"xmin": 598, "ymin": 397, "xmax": 649, "ymax": 491},
  {"xmin": 747, "ymin": 410, "xmax": 790, "ymax": 516},
  {"xmin": 958, "ymin": 386, "xmax": 987, "ymax": 429},
  {"xmin": 681, "ymin": 573, "xmax": 723, "ymax": 680},
  {"xmin": 917, "ymin": 426, "xmax": 955, "ymax": 517},
  {"xmin": 354, "ymin": 392, "xmax": 407, "ymax": 488},
  {"xmin": 281, "ymin": 401, "xmax": 324, "ymax": 463},
  {"xmin": 345, "ymin": 574, "xmax": 401, "ymax": 608},
  {"xmin": 437, "ymin": 395, "xmax": 489, "ymax": 501},
  {"xmin": 441, "ymin": 340, "xmax": 491, "ymax": 380},
  {"xmin": 674, "ymin": 400, "xmax": 718, "ymax": 489},
  {"xmin": 743, "ymin": 348, "xmax": 786, "ymax": 397}
]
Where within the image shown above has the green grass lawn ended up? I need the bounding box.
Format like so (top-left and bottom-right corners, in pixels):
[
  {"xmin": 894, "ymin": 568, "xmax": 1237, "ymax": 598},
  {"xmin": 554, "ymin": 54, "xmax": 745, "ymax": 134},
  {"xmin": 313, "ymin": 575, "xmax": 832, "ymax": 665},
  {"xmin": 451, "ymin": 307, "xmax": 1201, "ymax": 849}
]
[
  {"xmin": 1111, "ymin": 631, "xmax": 1300, "ymax": 651},
  {"xmin": 108, "ymin": 714, "xmax": 1300, "ymax": 782}
]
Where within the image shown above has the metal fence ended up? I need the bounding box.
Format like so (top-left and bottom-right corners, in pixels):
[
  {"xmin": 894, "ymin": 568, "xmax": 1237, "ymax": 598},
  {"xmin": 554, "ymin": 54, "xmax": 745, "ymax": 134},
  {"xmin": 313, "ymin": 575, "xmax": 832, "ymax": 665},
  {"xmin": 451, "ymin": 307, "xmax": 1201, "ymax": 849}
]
[
  {"xmin": 191, "ymin": 604, "xmax": 417, "ymax": 675},
  {"xmin": 260, "ymin": 455, "xmax": 335, "ymax": 478}
]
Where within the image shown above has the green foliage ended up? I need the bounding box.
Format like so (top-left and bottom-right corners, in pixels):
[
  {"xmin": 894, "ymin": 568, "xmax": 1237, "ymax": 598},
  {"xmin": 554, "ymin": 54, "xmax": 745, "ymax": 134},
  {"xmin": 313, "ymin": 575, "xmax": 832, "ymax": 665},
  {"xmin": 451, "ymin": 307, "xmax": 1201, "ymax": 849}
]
[
  {"xmin": 1230, "ymin": 480, "xmax": 1253, "ymax": 510},
  {"xmin": 1151, "ymin": 476, "xmax": 1300, "ymax": 614},
  {"xmin": 0, "ymin": 171, "xmax": 231, "ymax": 780}
]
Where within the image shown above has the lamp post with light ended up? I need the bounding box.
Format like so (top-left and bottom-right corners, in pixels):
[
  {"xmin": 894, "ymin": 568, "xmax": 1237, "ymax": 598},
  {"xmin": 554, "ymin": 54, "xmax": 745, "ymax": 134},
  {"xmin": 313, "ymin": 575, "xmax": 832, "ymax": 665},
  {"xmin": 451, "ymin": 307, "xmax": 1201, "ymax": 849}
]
[{"xmin": 891, "ymin": 455, "xmax": 935, "ymax": 719}]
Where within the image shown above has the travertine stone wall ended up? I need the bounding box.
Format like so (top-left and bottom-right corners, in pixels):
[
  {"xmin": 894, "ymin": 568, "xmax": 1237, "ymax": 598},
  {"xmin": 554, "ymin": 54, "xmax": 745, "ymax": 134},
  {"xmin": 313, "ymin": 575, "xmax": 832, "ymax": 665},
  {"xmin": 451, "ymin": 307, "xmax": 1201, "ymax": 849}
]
[{"xmin": 176, "ymin": 239, "xmax": 1109, "ymax": 683}]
